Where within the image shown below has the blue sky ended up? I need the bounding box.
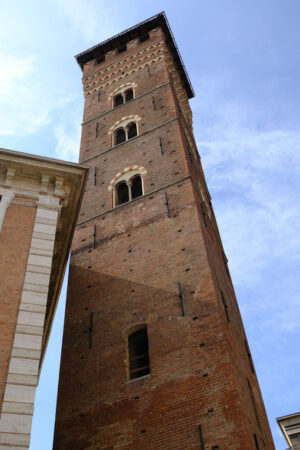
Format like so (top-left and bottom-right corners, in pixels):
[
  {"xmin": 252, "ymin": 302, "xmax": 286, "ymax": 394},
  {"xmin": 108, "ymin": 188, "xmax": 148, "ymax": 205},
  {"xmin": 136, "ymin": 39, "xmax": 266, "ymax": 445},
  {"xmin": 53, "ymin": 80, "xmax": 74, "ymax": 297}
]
[{"xmin": 1, "ymin": 1, "xmax": 299, "ymax": 449}]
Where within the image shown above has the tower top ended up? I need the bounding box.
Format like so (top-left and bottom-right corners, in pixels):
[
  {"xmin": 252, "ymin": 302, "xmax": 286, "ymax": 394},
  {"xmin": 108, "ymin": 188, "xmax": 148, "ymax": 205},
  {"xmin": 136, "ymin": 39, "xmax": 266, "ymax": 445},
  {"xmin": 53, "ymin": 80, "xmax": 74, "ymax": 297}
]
[{"xmin": 75, "ymin": 11, "xmax": 195, "ymax": 99}]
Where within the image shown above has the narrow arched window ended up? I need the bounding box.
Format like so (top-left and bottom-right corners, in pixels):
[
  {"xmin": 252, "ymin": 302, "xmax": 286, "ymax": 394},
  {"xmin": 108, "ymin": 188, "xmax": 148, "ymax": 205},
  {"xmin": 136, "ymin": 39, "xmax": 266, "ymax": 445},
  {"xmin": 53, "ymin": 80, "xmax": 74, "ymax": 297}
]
[
  {"xmin": 127, "ymin": 123, "xmax": 137, "ymax": 140},
  {"xmin": 128, "ymin": 326, "xmax": 150, "ymax": 380},
  {"xmin": 116, "ymin": 182, "xmax": 129, "ymax": 205},
  {"xmin": 131, "ymin": 175, "xmax": 143, "ymax": 199},
  {"xmin": 125, "ymin": 89, "xmax": 134, "ymax": 102},
  {"xmin": 115, "ymin": 128, "xmax": 126, "ymax": 145},
  {"xmin": 114, "ymin": 94, "xmax": 124, "ymax": 107}
]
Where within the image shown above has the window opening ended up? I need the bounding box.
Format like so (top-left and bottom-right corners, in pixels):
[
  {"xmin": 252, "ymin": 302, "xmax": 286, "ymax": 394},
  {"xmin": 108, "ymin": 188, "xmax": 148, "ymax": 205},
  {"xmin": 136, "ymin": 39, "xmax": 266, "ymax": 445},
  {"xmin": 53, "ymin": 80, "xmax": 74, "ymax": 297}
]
[
  {"xmin": 127, "ymin": 123, "xmax": 137, "ymax": 140},
  {"xmin": 125, "ymin": 89, "xmax": 134, "ymax": 102},
  {"xmin": 114, "ymin": 94, "xmax": 124, "ymax": 107},
  {"xmin": 253, "ymin": 433, "xmax": 260, "ymax": 450},
  {"xmin": 198, "ymin": 425, "xmax": 204, "ymax": 450},
  {"xmin": 139, "ymin": 33, "xmax": 150, "ymax": 43},
  {"xmin": 128, "ymin": 327, "xmax": 150, "ymax": 380},
  {"xmin": 96, "ymin": 55, "xmax": 105, "ymax": 65},
  {"xmin": 131, "ymin": 175, "xmax": 143, "ymax": 199},
  {"xmin": 116, "ymin": 181, "xmax": 129, "ymax": 205},
  {"xmin": 118, "ymin": 44, "xmax": 127, "ymax": 53},
  {"xmin": 116, "ymin": 128, "xmax": 126, "ymax": 145},
  {"xmin": 116, "ymin": 182, "xmax": 129, "ymax": 205},
  {"xmin": 244, "ymin": 339, "xmax": 255, "ymax": 373}
]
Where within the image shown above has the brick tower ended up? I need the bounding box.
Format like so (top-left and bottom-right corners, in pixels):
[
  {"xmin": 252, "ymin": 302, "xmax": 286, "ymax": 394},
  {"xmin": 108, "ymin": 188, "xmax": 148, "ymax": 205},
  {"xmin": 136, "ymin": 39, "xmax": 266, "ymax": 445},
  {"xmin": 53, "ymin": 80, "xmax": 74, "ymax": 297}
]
[{"xmin": 54, "ymin": 13, "xmax": 275, "ymax": 449}]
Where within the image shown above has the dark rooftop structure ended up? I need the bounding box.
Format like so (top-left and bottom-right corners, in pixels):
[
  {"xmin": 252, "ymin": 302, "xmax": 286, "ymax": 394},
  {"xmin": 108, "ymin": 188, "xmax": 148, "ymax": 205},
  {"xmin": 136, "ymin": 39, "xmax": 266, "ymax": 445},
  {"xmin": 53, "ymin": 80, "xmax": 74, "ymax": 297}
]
[{"xmin": 75, "ymin": 12, "xmax": 195, "ymax": 99}]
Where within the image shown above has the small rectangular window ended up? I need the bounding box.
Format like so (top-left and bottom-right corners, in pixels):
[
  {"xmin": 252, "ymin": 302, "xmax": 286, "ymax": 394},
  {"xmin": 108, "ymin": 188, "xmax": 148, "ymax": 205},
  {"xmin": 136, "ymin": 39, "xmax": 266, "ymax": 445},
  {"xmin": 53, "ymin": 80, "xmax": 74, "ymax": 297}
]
[
  {"xmin": 253, "ymin": 433, "xmax": 260, "ymax": 450},
  {"xmin": 95, "ymin": 55, "xmax": 105, "ymax": 65},
  {"xmin": 118, "ymin": 44, "xmax": 127, "ymax": 54},
  {"xmin": 139, "ymin": 33, "xmax": 150, "ymax": 43},
  {"xmin": 128, "ymin": 327, "xmax": 150, "ymax": 380}
]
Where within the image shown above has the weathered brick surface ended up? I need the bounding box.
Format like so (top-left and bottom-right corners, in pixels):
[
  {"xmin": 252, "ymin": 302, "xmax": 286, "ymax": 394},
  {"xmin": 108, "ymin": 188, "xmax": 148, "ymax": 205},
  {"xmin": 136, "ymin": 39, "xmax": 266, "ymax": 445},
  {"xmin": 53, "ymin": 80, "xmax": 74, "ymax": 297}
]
[
  {"xmin": 54, "ymin": 24, "xmax": 274, "ymax": 449},
  {"xmin": 0, "ymin": 200, "xmax": 36, "ymax": 410}
]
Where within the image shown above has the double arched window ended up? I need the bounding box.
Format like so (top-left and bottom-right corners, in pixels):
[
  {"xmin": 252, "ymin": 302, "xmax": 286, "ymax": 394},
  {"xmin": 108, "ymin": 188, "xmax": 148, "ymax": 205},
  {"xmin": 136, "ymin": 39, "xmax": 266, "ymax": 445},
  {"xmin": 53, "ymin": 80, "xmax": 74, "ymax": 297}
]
[
  {"xmin": 114, "ymin": 122, "xmax": 137, "ymax": 145},
  {"xmin": 115, "ymin": 174, "xmax": 143, "ymax": 206},
  {"xmin": 113, "ymin": 88, "xmax": 134, "ymax": 107},
  {"xmin": 109, "ymin": 115, "xmax": 141, "ymax": 147},
  {"xmin": 108, "ymin": 165, "xmax": 147, "ymax": 207},
  {"xmin": 108, "ymin": 83, "xmax": 137, "ymax": 109}
]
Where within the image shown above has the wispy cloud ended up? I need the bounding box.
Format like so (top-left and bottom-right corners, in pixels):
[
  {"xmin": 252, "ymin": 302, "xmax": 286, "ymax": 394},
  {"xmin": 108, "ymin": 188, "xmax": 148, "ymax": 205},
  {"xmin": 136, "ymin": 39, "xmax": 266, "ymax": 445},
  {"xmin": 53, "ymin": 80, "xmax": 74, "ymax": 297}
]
[
  {"xmin": 0, "ymin": 54, "xmax": 51, "ymax": 136},
  {"xmin": 199, "ymin": 117, "xmax": 300, "ymax": 280},
  {"xmin": 0, "ymin": 53, "xmax": 74, "ymax": 138},
  {"xmin": 197, "ymin": 105, "xmax": 300, "ymax": 333},
  {"xmin": 56, "ymin": 0, "xmax": 121, "ymax": 42},
  {"xmin": 54, "ymin": 107, "xmax": 82, "ymax": 162}
]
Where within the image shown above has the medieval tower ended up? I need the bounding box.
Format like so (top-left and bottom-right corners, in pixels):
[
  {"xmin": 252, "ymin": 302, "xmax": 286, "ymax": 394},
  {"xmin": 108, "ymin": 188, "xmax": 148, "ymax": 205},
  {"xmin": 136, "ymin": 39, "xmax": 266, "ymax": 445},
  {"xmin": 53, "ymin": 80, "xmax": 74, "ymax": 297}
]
[{"xmin": 54, "ymin": 13, "xmax": 275, "ymax": 449}]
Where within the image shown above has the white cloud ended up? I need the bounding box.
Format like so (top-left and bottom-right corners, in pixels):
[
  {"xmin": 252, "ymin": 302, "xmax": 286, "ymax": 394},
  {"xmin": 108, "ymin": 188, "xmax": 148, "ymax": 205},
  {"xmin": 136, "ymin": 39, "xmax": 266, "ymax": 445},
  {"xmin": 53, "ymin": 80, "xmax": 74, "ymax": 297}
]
[
  {"xmin": 198, "ymin": 118, "xmax": 300, "ymax": 289},
  {"xmin": 195, "ymin": 101, "xmax": 300, "ymax": 334},
  {"xmin": 53, "ymin": 108, "xmax": 82, "ymax": 162},
  {"xmin": 0, "ymin": 54, "xmax": 51, "ymax": 136},
  {"xmin": 0, "ymin": 53, "xmax": 74, "ymax": 138},
  {"xmin": 56, "ymin": 0, "xmax": 121, "ymax": 42}
]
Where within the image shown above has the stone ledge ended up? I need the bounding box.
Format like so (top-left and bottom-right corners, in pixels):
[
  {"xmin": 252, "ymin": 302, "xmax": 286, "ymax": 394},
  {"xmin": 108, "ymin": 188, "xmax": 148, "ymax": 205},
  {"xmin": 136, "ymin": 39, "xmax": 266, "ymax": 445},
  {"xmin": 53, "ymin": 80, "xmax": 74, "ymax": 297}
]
[
  {"xmin": 17, "ymin": 311, "xmax": 45, "ymax": 328},
  {"xmin": 8, "ymin": 358, "xmax": 39, "ymax": 376},
  {"xmin": 32, "ymin": 231, "xmax": 55, "ymax": 241},
  {"xmin": 36, "ymin": 208, "xmax": 58, "ymax": 220},
  {"xmin": 4, "ymin": 385, "xmax": 35, "ymax": 404},
  {"xmin": 26, "ymin": 265, "xmax": 51, "ymax": 276},
  {"xmin": 13, "ymin": 334, "xmax": 42, "ymax": 351},
  {"xmin": 0, "ymin": 432, "xmax": 30, "ymax": 446},
  {"xmin": 2, "ymin": 402, "xmax": 34, "ymax": 415},
  {"xmin": 30, "ymin": 237, "xmax": 54, "ymax": 251},
  {"xmin": 19, "ymin": 303, "xmax": 46, "ymax": 314},
  {"xmin": 6, "ymin": 374, "xmax": 38, "ymax": 387},
  {"xmin": 22, "ymin": 283, "xmax": 48, "ymax": 294},
  {"xmin": 20, "ymin": 291, "xmax": 47, "ymax": 306},
  {"xmin": 27, "ymin": 254, "xmax": 52, "ymax": 268},
  {"xmin": 24, "ymin": 272, "xmax": 50, "ymax": 287},
  {"xmin": 15, "ymin": 325, "xmax": 43, "ymax": 337},
  {"xmin": 11, "ymin": 348, "xmax": 41, "ymax": 361}
]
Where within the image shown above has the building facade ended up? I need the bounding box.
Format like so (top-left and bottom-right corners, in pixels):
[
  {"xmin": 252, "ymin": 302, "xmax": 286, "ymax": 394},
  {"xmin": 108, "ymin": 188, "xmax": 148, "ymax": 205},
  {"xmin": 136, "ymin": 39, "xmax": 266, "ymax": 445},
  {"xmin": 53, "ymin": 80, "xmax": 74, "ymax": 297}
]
[
  {"xmin": 54, "ymin": 13, "xmax": 275, "ymax": 449},
  {"xmin": 277, "ymin": 412, "xmax": 300, "ymax": 449},
  {"xmin": 0, "ymin": 148, "xmax": 87, "ymax": 449}
]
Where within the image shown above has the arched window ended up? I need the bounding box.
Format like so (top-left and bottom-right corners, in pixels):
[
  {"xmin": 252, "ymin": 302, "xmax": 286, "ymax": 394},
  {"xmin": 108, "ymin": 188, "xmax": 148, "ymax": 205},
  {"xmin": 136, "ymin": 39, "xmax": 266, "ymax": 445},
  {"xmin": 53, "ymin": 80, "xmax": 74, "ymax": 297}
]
[
  {"xmin": 125, "ymin": 89, "xmax": 134, "ymax": 102},
  {"xmin": 116, "ymin": 182, "xmax": 129, "ymax": 205},
  {"xmin": 113, "ymin": 122, "xmax": 138, "ymax": 146},
  {"xmin": 115, "ymin": 128, "xmax": 126, "ymax": 145},
  {"xmin": 110, "ymin": 170, "xmax": 145, "ymax": 207},
  {"xmin": 114, "ymin": 94, "xmax": 124, "ymax": 107},
  {"xmin": 128, "ymin": 326, "xmax": 150, "ymax": 380},
  {"xmin": 112, "ymin": 86, "xmax": 135, "ymax": 109},
  {"xmin": 131, "ymin": 175, "xmax": 143, "ymax": 199},
  {"xmin": 127, "ymin": 123, "xmax": 137, "ymax": 140}
]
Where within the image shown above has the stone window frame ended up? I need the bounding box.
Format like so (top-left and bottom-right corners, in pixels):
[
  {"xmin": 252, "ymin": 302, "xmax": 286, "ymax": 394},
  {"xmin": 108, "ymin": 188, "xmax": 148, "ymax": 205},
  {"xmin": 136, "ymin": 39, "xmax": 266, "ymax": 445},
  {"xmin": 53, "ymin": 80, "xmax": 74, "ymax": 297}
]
[
  {"xmin": 0, "ymin": 189, "xmax": 14, "ymax": 232},
  {"xmin": 108, "ymin": 82, "xmax": 137, "ymax": 109},
  {"xmin": 109, "ymin": 115, "xmax": 141, "ymax": 147},
  {"xmin": 110, "ymin": 168, "xmax": 145, "ymax": 207}
]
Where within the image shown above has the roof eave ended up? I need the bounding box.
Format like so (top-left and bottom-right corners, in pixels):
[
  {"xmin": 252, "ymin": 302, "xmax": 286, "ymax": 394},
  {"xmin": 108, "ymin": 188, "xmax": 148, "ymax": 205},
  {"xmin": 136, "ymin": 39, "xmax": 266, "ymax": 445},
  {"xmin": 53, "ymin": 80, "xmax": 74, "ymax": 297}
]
[{"xmin": 74, "ymin": 12, "xmax": 195, "ymax": 99}]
